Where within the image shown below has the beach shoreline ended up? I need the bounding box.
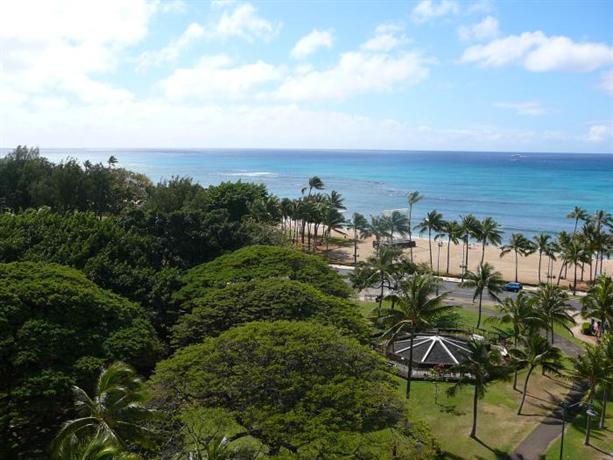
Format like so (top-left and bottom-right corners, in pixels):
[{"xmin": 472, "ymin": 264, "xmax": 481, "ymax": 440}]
[{"xmin": 323, "ymin": 231, "xmax": 611, "ymax": 289}]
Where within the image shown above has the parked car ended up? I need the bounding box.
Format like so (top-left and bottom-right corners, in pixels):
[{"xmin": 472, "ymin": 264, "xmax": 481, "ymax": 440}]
[{"xmin": 503, "ymin": 282, "xmax": 523, "ymax": 292}]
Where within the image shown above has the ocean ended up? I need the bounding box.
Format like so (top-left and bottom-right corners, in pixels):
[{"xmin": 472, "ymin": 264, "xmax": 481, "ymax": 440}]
[{"xmin": 5, "ymin": 148, "xmax": 613, "ymax": 239}]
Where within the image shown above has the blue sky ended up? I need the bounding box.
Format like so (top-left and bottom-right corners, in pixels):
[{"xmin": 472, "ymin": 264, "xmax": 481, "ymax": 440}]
[{"xmin": 1, "ymin": 0, "xmax": 612, "ymax": 152}]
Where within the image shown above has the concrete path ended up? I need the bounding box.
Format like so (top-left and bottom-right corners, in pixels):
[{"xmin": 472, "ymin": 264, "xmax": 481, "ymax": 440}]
[{"xmin": 509, "ymin": 336, "xmax": 584, "ymax": 460}]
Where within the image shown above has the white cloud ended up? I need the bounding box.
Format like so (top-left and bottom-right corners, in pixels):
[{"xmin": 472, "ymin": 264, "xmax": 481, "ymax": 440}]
[
  {"xmin": 154, "ymin": 0, "xmax": 186, "ymax": 14},
  {"xmin": 136, "ymin": 23, "xmax": 204, "ymax": 68},
  {"xmin": 0, "ymin": 0, "xmax": 155, "ymax": 105},
  {"xmin": 461, "ymin": 31, "xmax": 613, "ymax": 72},
  {"xmin": 361, "ymin": 23, "xmax": 410, "ymax": 52},
  {"xmin": 291, "ymin": 29, "xmax": 333, "ymax": 59},
  {"xmin": 458, "ymin": 16, "xmax": 499, "ymax": 42},
  {"xmin": 494, "ymin": 101, "xmax": 546, "ymax": 116},
  {"xmin": 159, "ymin": 55, "xmax": 283, "ymax": 101},
  {"xmin": 209, "ymin": 3, "xmax": 280, "ymax": 41},
  {"xmin": 586, "ymin": 122, "xmax": 613, "ymax": 143},
  {"xmin": 276, "ymin": 51, "xmax": 429, "ymax": 101},
  {"xmin": 598, "ymin": 70, "xmax": 613, "ymax": 96},
  {"xmin": 412, "ymin": 0, "xmax": 459, "ymax": 24}
]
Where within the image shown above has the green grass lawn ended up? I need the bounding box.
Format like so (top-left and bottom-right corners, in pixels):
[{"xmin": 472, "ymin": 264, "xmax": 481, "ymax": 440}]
[
  {"xmin": 395, "ymin": 369, "xmax": 573, "ymax": 459},
  {"xmin": 542, "ymin": 388, "xmax": 613, "ymax": 460},
  {"xmin": 355, "ymin": 300, "xmax": 577, "ymax": 459}
]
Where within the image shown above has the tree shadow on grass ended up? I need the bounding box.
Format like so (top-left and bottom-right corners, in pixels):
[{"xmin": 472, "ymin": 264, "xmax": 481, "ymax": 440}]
[{"xmin": 472, "ymin": 436, "xmax": 512, "ymax": 460}]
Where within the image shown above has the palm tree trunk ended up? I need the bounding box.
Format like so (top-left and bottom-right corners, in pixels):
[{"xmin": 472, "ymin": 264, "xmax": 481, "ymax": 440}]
[
  {"xmin": 481, "ymin": 240, "xmax": 486, "ymax": 265},
  {"xmin": 573, "ymin": 263, "xmax": 578, "ymax": 294},
  {"xmin": 470, "ymin": 384, "xmax": 478, "ymax": 438},
  {"xmin": 408, "ymin": 206, "xmax": 413, "ymax": 262},
  {"xmin": 378, "ymin": 273, "xmax": 384, "ymax": 318},
  {"xmin": 406, "ymin": 326, "xmax": 415, "ymax": 399},
  {"xmin": 353, "ymin": 229, "xmax": 358, "ymax": 265},
  {"xmin": 515, "ymin": 250, "xmax": 519, "ymax": 282},
  {"xmin": 428, "ymin": 228, "xmax": 433, "ymax": 269},
  {"xmin": 476, "ymin": 291, "xmax": 483, "ymax": 329},
  {"xmin": 465, "ymin": 238, "xmax": 470, "ymax": 273},
  {"xmin": 447, "ymin": 236, "xmax": 451, "ymax": 274},
  {"xmin": 600, "ymin": 385, "xmax": 608, "ymax": 429},
  {"xmin": 518, "ymin": 366, "xmax": 535, "ymax": 415},
  {"xmin": 513, "ymin": 336, "xmax": 518, "ymax": 390},
  {"xmin": 557, "ymin": 262, "xmax": 566, "ymax": 286},
  {"xmin": 585, "ymin": 392, "xmax": 594, "ymax": 445},
  {"xmin": 538, "ymin": 250, "xmax": 542, "ymax": 284}
]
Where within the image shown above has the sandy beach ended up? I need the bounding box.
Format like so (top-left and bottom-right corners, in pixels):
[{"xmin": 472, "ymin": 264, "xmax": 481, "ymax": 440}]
[{"xmin": 329, "ymin": 232, "xmax": 611, "ymax": 288}]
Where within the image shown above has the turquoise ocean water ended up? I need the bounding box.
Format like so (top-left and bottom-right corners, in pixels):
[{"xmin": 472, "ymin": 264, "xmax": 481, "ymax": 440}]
[{"xmin": 8, "ymin": 149, "xmax": 613, "ymax": 239}]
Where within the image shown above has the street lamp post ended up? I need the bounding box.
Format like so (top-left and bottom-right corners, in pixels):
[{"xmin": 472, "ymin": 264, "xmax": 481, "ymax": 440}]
[{"xmin": 559, "ymin": 400, "xmax": 599, "ymax": 459}]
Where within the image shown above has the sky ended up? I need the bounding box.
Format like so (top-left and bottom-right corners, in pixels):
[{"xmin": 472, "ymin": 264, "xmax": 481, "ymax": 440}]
[{"xmin": 1, "ymin": 0, "xmax": 612, "ymax": 152}]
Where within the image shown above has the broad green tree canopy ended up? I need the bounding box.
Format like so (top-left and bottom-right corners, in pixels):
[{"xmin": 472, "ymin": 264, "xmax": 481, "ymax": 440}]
[
  {"xmin": 171, "ymin": 278, "xmax": 369, "ymax": 347},
  {"xmin": 150, "ymin": 321, "xmax": 404, "ymax": 456},
  {"xmin": 177, "ymin": 245, "xmax": 351, "ymax": 301},
  {"xmin": 0, "ymin": 262, "xmax": 160, "ymax": 458}
]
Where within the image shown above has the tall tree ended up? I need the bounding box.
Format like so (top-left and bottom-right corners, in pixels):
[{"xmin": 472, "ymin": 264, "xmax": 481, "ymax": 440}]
[
  {"xmin": 51, "ymin": 362, "xmax": 157, "ymax": 456},
  {"xmin": 531, "ymin": 284, "xmax": 574, "ymax": 345},
  {"xmin": 347, "ymin": 212, "xmax": 369, "ymax": 265},
  {"xmin": 500, "ymin": 233, "xmax": 532, "ymax": 283},
  {"xmin": 581, "ymin": 275, "xmax": 613, "ymax": 336},
  {"xmin": 497, "ymin": 293, "xmax": 543, "ymax": 390},
  {"xmin": 406, "ymin": 191, "xmax": 423, "ymax": 262},
  {"xmin": 476, "ymin": 217, "xmax": 503, "ymax": 265},
  {"xmin": 389, "ymin": 210, "xmax": 410, "ymax": 240},
  {"xmin": 462, "ymin": 262, "xmax": 504, "ymax": 329},
  {"xmin": 460, "ymin": 214, "xmax": 480, "ymax": 282},
  {"xmin": 598, "ymin": 334, "xmax": 613, "ymax": 429},
  {"xmin": 512, "ymin": 335, "xmax": 564, "ymax": 415},
  {"xmin": 532, "ymin": 233, "xmax": 552, "ymax": 284},
  {"xmin": 567, "ymin": 344, "xmax": 607, "ymax": 445},
  {"xmin": 352, "ymin": 246, "xmax": 401, "ymax": 316},
  {"xmin": 447, "ymin": 340, "xmax": 507, "ymax": 438},
  {"xmin": 415, "ymin": 210, "xmax": 444, "ymax": 269},
  {"xmin": 566, "ymin": 206, "xmax": 589, "ymax": 235},
  {"xmin": 381, "ymin": 274, "xmax": 454, "ymax": 399},
  {"xmin": 441, "ymin": 220, "xmax": 462, "ymax": 274}
]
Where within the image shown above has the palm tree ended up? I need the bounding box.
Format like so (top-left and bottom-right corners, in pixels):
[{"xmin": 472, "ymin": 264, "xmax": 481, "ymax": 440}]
[
  {"xmin": 368, "ymin": 215, "xmax": 392, "ymax": 245},
  {"xmin": 441, "ymin": 220, "xmax": 462, "ymax": 274},
  {"xmin": 389, "ymin": 210, "xmax": 410, "ymax": 240},
  {"xmin": 347, "ymin": 212, "xmax": 369, "ymax": 265},
  {"xmin": 447, "ymin": 340, "xmax": 507, "ymax": 438},
  {"xmin": 381, "ymin": 274, "xmax": 454, "ymax": 399},
  {"xmin": 353, "ymin": 246, "xmax": 400, "ymax": 316},
  {"xmin": 512, "ymin": 334, "xmax": 564, "ymax": 415},
  {"xmin": 107, "ymin": 156, "xmax": 118, "ymax": 168},
  {"xmin": 598, "ymin": 334, "xmax": 613, "ymax": 429},
  {"xmin": 532, "ymin": 284, "xmax": 574, "ymax": 345},
  {"xmin": 460, "ymin": 214, "xmax": 479, "ymax": 282},
  {"xmin": 567, "ymin": 343, "xmax": 607, "ymax": 445},
  {"xmin": 302, "ymin": 176, "xmax": 324, "ymax": 197},
  {"xmin": 532, "ymin": 233, "xmax": 552, "ymax": 284},
  {"xmin": 562, "ymin": 239, "xmax": 586, "ymax": 294},
  {"xmin": 52, "ymin": 433, "xmax": 140, "ymax": 460},
  {"xmin": 51, "ymin": 362, "xmax": 156, "ymax": 456},
  {"xmin": 581, "ymin": 274, "xmax": 613, "ymax": 336},
  {"xmin": 497, "ymin": 293, "xmax": 543, "ymax": 390},
  {"xmin": 462, "ymin": 262, "xmax": 504, "ymax": 329},
  {"xmin": 567, "ymin": 206, "xmax": 589, "ymax": 235},
  {"xmin": 406, "ymin": 191, "xmax": 423, "ymax": 262},
  {"xmin": 321, "ymin": 205, "xmax": 345, "ymax": 252},
  {"xmin": 476, "ymin": 217, "xmax": 503, "ymax": 265},
  {"xmin": 500, "ymin": 233, "xmax": 532, "ymax": 283},
  {"xmin": 415, "ymin": 210, "xmax": 444, "ymax": 269}
]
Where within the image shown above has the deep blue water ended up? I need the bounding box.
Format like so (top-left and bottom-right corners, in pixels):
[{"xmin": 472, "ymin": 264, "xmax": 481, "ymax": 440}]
[{"xmin": 4, "ymin": 149, "xmax": 613, "ymax": 239}]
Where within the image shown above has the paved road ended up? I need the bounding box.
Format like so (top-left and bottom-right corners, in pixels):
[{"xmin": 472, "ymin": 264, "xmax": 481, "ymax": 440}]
[{"xmin": 333, "ymin": 265, "xmax": 583, "ymax": 311}]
